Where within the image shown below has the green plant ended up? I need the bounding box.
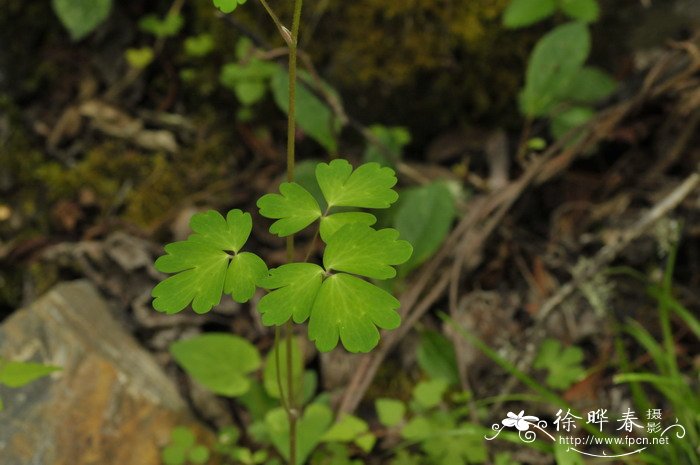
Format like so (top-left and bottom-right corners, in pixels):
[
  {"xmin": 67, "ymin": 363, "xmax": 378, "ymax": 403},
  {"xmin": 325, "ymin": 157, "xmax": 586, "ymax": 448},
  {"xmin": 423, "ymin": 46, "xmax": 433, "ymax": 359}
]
[
  {"xmin": 162, "ymin": 426, "xmax": 211, "ymax": 465},
  {"xmin": 503, "ymin": 0, "xmax": 616, "ymax": 143},
  {"xmin": 52, "ymin": 0, "xmax": 112, "ymax": 40},
  {"xmin": 152, "ymin": 2, "xmax": 413, "ymax": 465},
  {"xmin": 0, "ymin": 358, "xmax": 60, "ymax": 411},
  {"xmin": 533, "ymin": 339, "xmax": 586, "ymax": 390}
]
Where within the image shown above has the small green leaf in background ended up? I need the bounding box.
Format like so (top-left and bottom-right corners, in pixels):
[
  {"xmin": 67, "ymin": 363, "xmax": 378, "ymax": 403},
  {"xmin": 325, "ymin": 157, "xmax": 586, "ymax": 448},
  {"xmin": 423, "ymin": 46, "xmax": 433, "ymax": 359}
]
[
  {"xmin": 375, "ymin": 398, "xmax": 406, "ymax": 427},
  {"xmin": 309, "ymin": 273, "xmax": 401, "ymax": 353},
  {"xmin": 257, "ymin": 182, "xmax": 322, "ymax": 237},
  {"xmin": 271, "ymin": 69, "xmax": 339, "ymax": 153},
  {"xmin": 503, "ymin": 0, "xmax": 556, "ymax": 28},
  {"xmin": 184, "ymin": 34, "xmax": 214, "ymax": 58},
  {"xmin": 220, "ymin": 60, "xmax": 277, "ymax": 106},
  {"xmin": 322, "ymin": 414, "xmax": 369, "ymax": 442},
  {"xmin": 0, "ymin": 360, "xmax": 60, "ymax": 388},
  {"xmin": 262, "ymin": 337, "xmax": 304, "ymax": 402},
  {"xmin": 52, "ymin": 0, "xmax": 112, "ymax": 41},
  {"xmin": 554, "ymin": 440, "xmax": 586, "ymax": 465},
  {"xmin": 560, "ymin": 0, "xmax": 600, "ymax": 23},
  {"xmin": 152, "ymin": 209, "xmax": 268, "ymax": 313},
  {"xmin": 171, "ymin": 426, "xmax": 196, "ymax": 449},
  {"xmin": 170, "ymin": 333, "xmax": 261, "ymax": 397},
  {"xmin": 412, "ymin": 379, "xmax": 449, "ymax": 409},
  {"xmin": 316, "ymin": 159, "xmax": 399, "ymax": 209},
  {"xmin": 188, "ymin": 445, "xmax": 210, "ymax": 464},
  {"xmin": 125, "ymin": 47, "xmax": 154, "ymax": 70},
  {"xmin": 561, "ymin": 66, "xmax": 617, "ymax": 103},
  {"xmin": 520, "ymin": 22, "xmax": 591, "ymax": 117},
  {"xmin": 138, "ymin": 13, "xmax": 183, "ymax": 38},
  {"xmin": 495, "ymin": 452, "xmax": 522, "ymax": 465},
  {"xmin": 393, "ymin": 182, "xmax": 456, "ymax": 276},
  {"xmin": 319, "ymin": 212, "xmax": 377, "ymax": 242},
  {"xmin": 266, "ymin": 403, "xmax": 333, "ymax": 464},
  {"xmin": 162, "ymin": 444, "xmax": 187, "ymax": 465},
  {"xmin": 534, "ymin": 339, "xmax": 586, "ymax": 390},
  {"xmin": 213, "ymin": 0, "xmax": 247, "ymax": 14},
  {"xmin": 257, "ymin": 263, "xmax": 325, "ymax": 325},
  {"xmin": 416, "ymin": 330, "xmax": 460, "ymax": 386},
  {"xmin": 550, "ymin": 106, "xmax": 595, "ymax": 141},
  {"xmin": 363, "ymin": 125, "xmax": 411, "ymax": 167},
  {"xmin": 323, "ymin": 224, "xmax": 413, "ymax": 279}
]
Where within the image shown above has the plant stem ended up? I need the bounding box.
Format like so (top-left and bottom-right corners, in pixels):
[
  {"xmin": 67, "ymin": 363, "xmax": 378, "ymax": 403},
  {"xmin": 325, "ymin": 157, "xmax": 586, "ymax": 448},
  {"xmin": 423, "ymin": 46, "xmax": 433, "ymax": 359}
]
[{"xmin": 285, "ymin": 2, "xmax": 303, "ymax": 465}]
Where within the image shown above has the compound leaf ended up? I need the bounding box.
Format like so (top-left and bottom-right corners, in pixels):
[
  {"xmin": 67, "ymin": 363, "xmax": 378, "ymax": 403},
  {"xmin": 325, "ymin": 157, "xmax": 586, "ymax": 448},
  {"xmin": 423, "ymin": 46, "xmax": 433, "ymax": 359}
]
[
  {"xmin": 533, "ymin": 339, "xmax": 586, "ymax": 390},
  {"xmin": 316, "ymin": 159, "xmax": 399, "ymax": 208},
  {"xmin": 503, "ymin": 0, "xmax": 556, "ymax": 28},
  {"xmin": 257, "ymin": 182, "xmax": 322, "ymax": 237},
  {"xmin": 323, "ymin": 224, "xmax": 412, "ymax": 280},
  {"xmin": 152, "ymin": 209, "xmax": 266, "ymax": 313},
  {"xmin": 225, "ymin": 252, "xmax": 268, "ymax": 303},
  {"xmin": 213, "ymin": 0, "xmax": 247, "ymax": 14},
  {"xmin": 0, "ymin": 360, "xmax": 60, "ymax": 388},
  {"xmin": 319, "ymin": 212, "xmax": 377, "ymax": 242},
  {"xmin": 308, "ymin": 273, "xmax": 401, "ymax": 353},
  {"xmin": 257, "ymin": 263, "xmax": 324, "ymax": 325},
  {"xmin": 170, "ymin": 333, "xmax": 261, "ymax": 397}
]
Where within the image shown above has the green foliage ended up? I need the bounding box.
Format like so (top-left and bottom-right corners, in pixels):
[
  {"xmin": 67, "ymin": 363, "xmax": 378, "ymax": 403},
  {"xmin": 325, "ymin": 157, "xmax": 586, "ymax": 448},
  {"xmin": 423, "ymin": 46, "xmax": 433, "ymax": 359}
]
[
  {"xmin": 170, "ymin": 333, "xmax": 261, "ymax": 397},
  {"xmin": 412, "ymin": 379, "xmax": 449, "ymax": 409},
  {"xmin": 125, "ymin": 47, "xmax": 154, "ymax": 70},
  {"xmin": 375, "ymin": 398, "xmax": 406, "ymax": 427},
  {"xmin": 257, "ymin": 183, "xmax": 322, "ymax": 237},
  {"xmin": 520, "ymin": 22, "xmax": 591, "ymax": 117},
  {"xmin": 550, "ymin": 106, "xmax": 595, "ymax": 140},
  {"xmin": 559, "ymin": 0, "xmax": 599, "ymax": 22},
  {"xmin": 0, "ymin": 359, "xmax": 60, "ymax": 388},
  {"xmin": 162, "ymin": 426, "xmax": 211, "ymax": 465},
  {"xmin": 271, "ymin": 69, "xmax": 341, "ymax": 153},
  {"xmin": 184, "ymin": 34, "xmax": 214, "ymax": 58},
  {"xmin": 152, "ymin": 209, "xmax": 268, "ymax": 313},
  {"xmin": 52, "ymin": 0, "xmax": 112, "ymax": 40},
  {"xmin": 262, "ymin": 337, "xmax": 314, "ymax": 406},
  {"xmin": 266, "ymin": 403, "xmax": 334, "ymax": 464},
  {"xmin": 503, "ymin": 0, "xmax": 556, "ymax": 29},
  {"xmin": 363, "ymin": 125, "xmax": 411, "ymax": 167},
  {"xmin": 213, "ymin": 0, "xmax": 247, "ymax": 14},
  {"xmin": 316, "ymin": 159, "xmax": 398, "ymax": 208},
  {"xmin": 416, "ymin": 331, "xmax": 460, "ymax": 386},
  {"xmin": 319, "ymin": 212, "xmax": 376, "ymax": 242},
  {"xmin": 393, "ymin": 182, "xmax": 456, "ymax": 276},
  {"xmin": 139, "ymin": 13, "xmax": 183, "ymax": 38},
  {"xmin": 220, "ymin": 60, "xmax": 277, "ymax": 106},
  {"xmin": 533, "ymin": 339, "xmax": 586, "ymax": 390}
]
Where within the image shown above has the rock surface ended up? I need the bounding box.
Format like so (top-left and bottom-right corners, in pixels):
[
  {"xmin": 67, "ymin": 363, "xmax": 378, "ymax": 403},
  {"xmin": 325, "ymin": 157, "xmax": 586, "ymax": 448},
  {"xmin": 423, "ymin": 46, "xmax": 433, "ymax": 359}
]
[{"xmin": 0, "ymin": 280, "xmax": 210, "ymax": 465}]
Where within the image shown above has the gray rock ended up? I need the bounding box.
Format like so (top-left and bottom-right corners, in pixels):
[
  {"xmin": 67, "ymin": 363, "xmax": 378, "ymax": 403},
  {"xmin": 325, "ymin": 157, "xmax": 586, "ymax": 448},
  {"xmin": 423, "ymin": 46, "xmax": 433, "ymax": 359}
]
[{"xmin": 0, "ymin": 280, "xmax": 212, "ymax": 465}]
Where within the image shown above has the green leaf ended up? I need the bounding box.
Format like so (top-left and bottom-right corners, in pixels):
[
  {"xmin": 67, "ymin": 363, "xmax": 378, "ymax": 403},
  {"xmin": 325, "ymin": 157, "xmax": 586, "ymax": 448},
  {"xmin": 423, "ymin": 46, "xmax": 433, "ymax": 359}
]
[
  {"xmin": 138, "ymin": 13, "xmax": 183, "ymax": 38},
  {"xmin": 520, "ymin": 22, "xmax": 591, "ymax": 117},
  {"xmin": 363, "ymin": 125, "xmax": 411, "ymax": 167},
  {"xmin": 355, "ymin": 432, "xmax": 377, "ymax": 453},
  {"xmin": 258, "ymin": 263, "xmax": 325, "ymax": 325},
  {"xmin": 52, "ymin": 0, "xmax": 112, "ymax": 40},
  {"xmin": 189, "ymin": 445, "xmax": 210, "ymax": 464},
  {"xmin": 262, "ymin": 337, "xmax": 304, "ymax": 402},
  {"xmin": 152, "ymin": 209, "xmax": 266, "ymax": 313},
  {"xmin": 309, "ymin": 273, "xmax": 401, "ymax": 353},
  {"xmin": 316, "ymin": 159, "xmax": 398, "ymax": 208},
  {"xmin": 295, "ymin": 159, "xmax": 327, "ymax": 210},
  {"xmin": 416, "ymin": 331, "xmax": 460, "ymax": 386},
  {"xmin": 401, "ymin": 416, "xmax": 432, "ymax": 440},
  {"xmin": 561, "ymin": 66, "xmax": 617, "ymax": 103},
  {"xmin": 170, "ymin": 333, "xmax": 261, "ymax": 397},
  {"xmin": 170, "ymin": 426, "xmax": 196, "ymax": 448},
  {"xmin": 503, "ymin": 0, "xmax": 556, "ymax": 28},
  {"xmin": 533, "ymin": 339, "xmax": 586, "ymax": 390},
  {"xmin": 213, "ymin": 0, "xmax": 247, "ymax": 14},
  {"xmin": 412, "ymin": 379, "xmax": 449, "ymax": 409},
  {"xmin": 225, "ymin": 252, "xmax": 268, "ymax": 303},
  {"xmin": 551, "ymin": 106, "xmax": 595, "ymax": 140},
  {"xmin": 220, "ymin": 60, "xmax": 277, "ymax": 106},
  {"xmin": 257, "ymin": 183, "xmax": 322, "ymax": 237},
  {"xmin": 162, "ymin": 444, "xmax": 187, "ymax": 465},
  {"xmin": 322, "ymin": 415, "xmax": 369, "ymax": 442},
  {"xmin": 185, "ymin": 34, "xmax": 214, "ymax": 58},
  {"xmin": 266, "ymin": 403, "xmax": 333, "ymax": 463},
  {"xmin": 271, "ymin": 69, "xmax": 338, "ymax": 152},
  {"xmin": 323, "ymin": 224, "xmax": 412, "ymax": 279},
  {"xmin": 319, "ymin": 212, "xmax": 377, "ymax": 243},
  {"xmin": 375, "ymin": 398, "xmax": 406, "ymax": 427},
  {"xmin": 0, "ymin": 360, "xmax": 60, "ymax": 388},
  {"xmin": 560, "ymin": 0, "xmax": 599, "ymax": 23},
  {"xmin": 125, "ymin": 47, "xmax": 154, "ymax": 69},
  {"xmin": 393, "ymin": 182, "xmax": 456, "ymax": 275}
]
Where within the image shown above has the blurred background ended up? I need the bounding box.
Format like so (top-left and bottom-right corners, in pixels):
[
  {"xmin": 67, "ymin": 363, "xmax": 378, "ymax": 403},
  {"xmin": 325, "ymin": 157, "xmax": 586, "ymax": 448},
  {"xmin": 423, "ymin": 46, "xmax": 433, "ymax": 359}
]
[{"xmin": 1, "ymin": 0, "xmax": 700, "ymax": 464}]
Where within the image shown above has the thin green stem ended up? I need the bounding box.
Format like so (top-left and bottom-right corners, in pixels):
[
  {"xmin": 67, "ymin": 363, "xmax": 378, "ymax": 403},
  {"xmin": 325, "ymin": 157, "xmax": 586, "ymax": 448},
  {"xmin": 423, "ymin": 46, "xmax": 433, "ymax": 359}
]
[
  {"xmin": 257, "ymin": 0, "xmax": 291, "ymax": 45},
  {"xmin": 274, "ymin": 326, "xmax": 290, "ymax": 413}
]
